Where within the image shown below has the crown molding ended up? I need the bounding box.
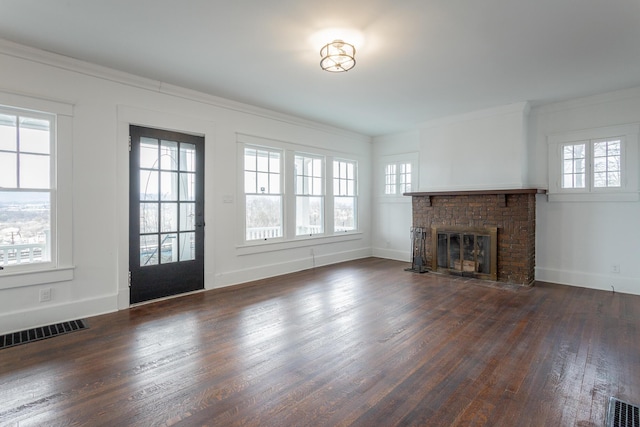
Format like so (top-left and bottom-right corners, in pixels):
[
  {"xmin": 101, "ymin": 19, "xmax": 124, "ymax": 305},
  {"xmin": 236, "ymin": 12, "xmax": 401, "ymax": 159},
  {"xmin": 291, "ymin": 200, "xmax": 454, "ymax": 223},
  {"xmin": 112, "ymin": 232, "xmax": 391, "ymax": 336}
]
[{"xmin": 0, "ymin": 38, "xmax": 370, "ymax": 143}]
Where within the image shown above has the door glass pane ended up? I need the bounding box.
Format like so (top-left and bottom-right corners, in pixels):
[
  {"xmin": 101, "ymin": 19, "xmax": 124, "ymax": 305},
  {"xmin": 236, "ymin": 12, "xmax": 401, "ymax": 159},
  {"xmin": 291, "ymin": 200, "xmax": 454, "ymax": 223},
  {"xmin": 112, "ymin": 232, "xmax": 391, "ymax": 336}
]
[
  {"xmin": 462, "ymin": 234, "xmax": 475, "ymax": 272},
  {"xmin": 140, "ymin": 235, "xmax": 159, "ymax": 266},
  {"xmin": 140, "ymin": 170, "xmax": 158, "ymax": 200},
  {"xmin": 140, "ymin": 138, "xmax": 158, "ymax": 169},
  {"xmin": 180, "ymin": 172, "xmax": 195, "ymax": 201},
  {"xmin": 160, "ymin": 140, "xmax": 178, "ymax": 170},
  {"xmin": 20, "ymin": 154, "xmax": 50, "ymax": 188},
  {"xmin": 179, "ymin": 232, "xmax": 195, "ymax": 261},
  {"xmin": 160, "ymin": 171, "xmax": 178, "ymax": 201},
  {"xmin": 180, "ymin": 143, "xmax": 196, "ymax": 172},
  {"xmin": 160, "ymin": 233, "xmax": 178, "ymax": 264},
  {"xmin": 477, "ymin": 235, "xmax": 491, "ymax": 274},
  {"xmin": 180, "ymin": 203, "xmax": 195, "ymax": 231},
  {"xmin": 140, "ymin": 203, "xmax": 158, "ymax": 233},
  {"xmin": 437, "ymin": 233, "xmax": 448, "ymax": 268},
  {"xmin": 449, "ymin": 234, "xmax": 461, "ymax": 270},
  {"xmin": 161, "ymin": 202, "xmax": 178, "ymax": 232}
]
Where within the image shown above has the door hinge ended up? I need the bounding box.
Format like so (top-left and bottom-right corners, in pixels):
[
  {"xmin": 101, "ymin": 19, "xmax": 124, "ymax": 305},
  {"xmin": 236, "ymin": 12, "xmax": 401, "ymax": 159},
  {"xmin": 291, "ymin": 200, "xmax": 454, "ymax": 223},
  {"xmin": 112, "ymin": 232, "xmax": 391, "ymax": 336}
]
[
  {"xmin": 128, "ymin": 136, "xmax": 132, "ymax": 152},
  {"xmin": 128, "ymin": 271, "xmax": 132, "ymax": 287}
]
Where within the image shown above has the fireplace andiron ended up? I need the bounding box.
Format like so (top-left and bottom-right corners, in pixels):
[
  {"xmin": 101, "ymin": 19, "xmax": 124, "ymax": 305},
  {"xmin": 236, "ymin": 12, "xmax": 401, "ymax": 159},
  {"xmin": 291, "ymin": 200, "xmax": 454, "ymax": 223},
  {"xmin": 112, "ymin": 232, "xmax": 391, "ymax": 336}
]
[{"xmin": 405, "ymin": 227, "xmax": 428, "ymax": 273}]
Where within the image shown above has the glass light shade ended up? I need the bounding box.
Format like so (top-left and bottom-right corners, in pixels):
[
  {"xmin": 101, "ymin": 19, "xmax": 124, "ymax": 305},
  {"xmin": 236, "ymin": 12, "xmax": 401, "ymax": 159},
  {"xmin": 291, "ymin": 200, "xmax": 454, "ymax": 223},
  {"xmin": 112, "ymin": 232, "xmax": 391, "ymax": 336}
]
[{"xmin": 320, "ymin": 40, "xmax": 356, "ymax": 72}]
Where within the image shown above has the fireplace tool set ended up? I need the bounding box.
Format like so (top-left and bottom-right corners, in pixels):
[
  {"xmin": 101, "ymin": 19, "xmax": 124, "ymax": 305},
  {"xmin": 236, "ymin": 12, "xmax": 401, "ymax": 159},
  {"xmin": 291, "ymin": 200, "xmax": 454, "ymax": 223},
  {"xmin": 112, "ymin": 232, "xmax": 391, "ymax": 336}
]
[{"xmin": 405, "ymin": 227, "xmax": 428, "ymax": 273}]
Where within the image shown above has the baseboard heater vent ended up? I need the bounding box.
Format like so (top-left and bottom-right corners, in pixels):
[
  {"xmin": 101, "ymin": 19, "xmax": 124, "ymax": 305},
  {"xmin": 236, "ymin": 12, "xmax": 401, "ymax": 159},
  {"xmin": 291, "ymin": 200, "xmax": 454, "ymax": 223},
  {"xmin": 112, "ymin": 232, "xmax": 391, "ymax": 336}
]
[
  {"xmin": 0, "ymin": 319, "xmax": 88, "ymax": 350},
  {"xmin": 608, "ymin": 397, "xmax": 640, "ymax": 427}
]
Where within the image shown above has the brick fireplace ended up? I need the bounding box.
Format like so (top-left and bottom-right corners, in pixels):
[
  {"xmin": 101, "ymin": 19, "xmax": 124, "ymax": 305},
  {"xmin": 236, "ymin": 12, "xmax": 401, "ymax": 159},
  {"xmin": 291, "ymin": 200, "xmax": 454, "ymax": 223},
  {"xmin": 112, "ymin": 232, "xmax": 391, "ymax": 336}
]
[{"xmin": 405, "ymin": 189, "xmax": 545, "ymax": 285}]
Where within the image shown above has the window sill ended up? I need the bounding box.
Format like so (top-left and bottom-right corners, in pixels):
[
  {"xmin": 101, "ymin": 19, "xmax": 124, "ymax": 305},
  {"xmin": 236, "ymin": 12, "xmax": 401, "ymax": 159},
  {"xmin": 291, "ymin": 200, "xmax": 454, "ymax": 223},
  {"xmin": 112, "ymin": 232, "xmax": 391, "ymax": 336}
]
[
  {"xmin": 237, "ymin": 232, "xmax": 363, "ymax": 256},
  {"xmin": 0, "ymin": 266, "xmax": 75, "ymax": 290},
  {"xmin": 547, "ymin": 192, "xmax": 639, "ymax": 202}
]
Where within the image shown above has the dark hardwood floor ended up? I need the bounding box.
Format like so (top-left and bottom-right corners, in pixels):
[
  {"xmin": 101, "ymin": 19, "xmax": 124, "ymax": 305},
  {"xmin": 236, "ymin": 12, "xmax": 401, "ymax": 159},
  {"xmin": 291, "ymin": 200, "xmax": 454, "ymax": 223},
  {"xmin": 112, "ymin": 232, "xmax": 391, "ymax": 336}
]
[{"xmin": 1, "ymin": 258, "xmax": 639, "ymax": 426}]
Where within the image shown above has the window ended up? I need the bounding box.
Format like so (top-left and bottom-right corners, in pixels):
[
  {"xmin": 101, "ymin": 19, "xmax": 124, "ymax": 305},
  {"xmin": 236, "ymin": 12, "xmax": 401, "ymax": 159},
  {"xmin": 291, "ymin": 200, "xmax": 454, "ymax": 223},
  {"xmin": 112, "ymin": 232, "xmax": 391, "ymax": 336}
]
[
  {"xmin": 548, "ymin": 124, "xmax": 639, "ymax": 202},
  {"xmin": 384, "ymin": 160, "xmax": 414, "ymax": 195},
  {"xmin": 244, "ymin": 147, "xmax": 283, "ymax": 241},
  {"xmin": 295, "ymin": 154, "xmax": 324, "ymax": 236},
  {"xmin": 0, "ymin": 108, "xmax": 54, "ymax": 268},
  {"xmin": 561, "ymin": 138, "xmax": 621, "ymax": 190},
  {"xmin": 333, "ymin": 159, "xmax": 357, "ymax": 232},
  {"xmin": 238, "ymin": 133, "xmax": 360, "ymax": 247}
]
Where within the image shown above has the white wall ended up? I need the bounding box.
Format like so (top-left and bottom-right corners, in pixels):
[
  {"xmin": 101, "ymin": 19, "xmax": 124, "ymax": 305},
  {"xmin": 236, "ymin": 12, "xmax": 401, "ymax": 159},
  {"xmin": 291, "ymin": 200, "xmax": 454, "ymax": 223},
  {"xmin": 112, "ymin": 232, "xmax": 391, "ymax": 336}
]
[
  {"xmin": 0, "ymin": 40, "xmax": 372, "ymax": 334},
  {"xmin": 530, "ymin": 88, "xmax": 640, "ymax": 295},
  {"xmin": 418, "ymin": 102, "xmax": 530, "ymax": 191},
  {"xmin": 371, "ymin": 131, "xmax": 420, "ymax": 261}
]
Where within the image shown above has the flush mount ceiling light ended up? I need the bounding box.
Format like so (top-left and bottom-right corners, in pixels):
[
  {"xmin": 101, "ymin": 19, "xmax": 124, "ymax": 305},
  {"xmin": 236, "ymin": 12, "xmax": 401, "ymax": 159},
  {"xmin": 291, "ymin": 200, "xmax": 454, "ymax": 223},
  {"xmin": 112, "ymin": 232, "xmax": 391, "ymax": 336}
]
[{"xmin": 320, "ymin": 40, "xmax": 356, "ymax": 72}]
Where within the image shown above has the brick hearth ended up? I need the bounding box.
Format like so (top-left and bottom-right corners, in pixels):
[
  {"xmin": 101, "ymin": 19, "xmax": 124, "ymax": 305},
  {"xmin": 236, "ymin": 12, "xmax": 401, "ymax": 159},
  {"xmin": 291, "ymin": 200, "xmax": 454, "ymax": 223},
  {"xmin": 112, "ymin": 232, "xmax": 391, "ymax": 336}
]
[{"xmin": 406, "ymin": 189, "xmax": 545, "ymax": 285}]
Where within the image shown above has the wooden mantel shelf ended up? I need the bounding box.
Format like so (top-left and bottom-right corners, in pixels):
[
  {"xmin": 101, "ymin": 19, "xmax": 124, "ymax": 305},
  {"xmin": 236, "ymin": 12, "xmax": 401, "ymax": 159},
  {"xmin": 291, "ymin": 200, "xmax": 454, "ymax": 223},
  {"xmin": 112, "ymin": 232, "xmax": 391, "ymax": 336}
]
[
  {"xmin": 404, "ymin": 188, "xmax": 547, "ymax": 207},
  {"xmin": 404, "ymin": 188, "xmax": 547, "ymax": 197}
]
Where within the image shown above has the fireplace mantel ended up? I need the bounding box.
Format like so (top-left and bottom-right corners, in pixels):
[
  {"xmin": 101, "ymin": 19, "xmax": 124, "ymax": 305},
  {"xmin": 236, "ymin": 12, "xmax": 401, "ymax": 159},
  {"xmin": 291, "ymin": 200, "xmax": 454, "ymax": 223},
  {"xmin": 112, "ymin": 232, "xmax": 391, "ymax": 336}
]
[
  {"xmin": 404, "ymin": 189, "xmax": 546, "ymax": 207},
  {"xmin": 404, "ymin": 188, "xmax": 546, "ymax": 197}
]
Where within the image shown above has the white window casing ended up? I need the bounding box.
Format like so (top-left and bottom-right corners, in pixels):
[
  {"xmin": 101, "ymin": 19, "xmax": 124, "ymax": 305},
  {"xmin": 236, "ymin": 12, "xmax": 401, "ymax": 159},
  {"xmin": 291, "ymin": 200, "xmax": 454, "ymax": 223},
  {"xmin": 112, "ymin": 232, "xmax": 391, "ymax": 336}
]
[
  {"xmin": 547, "ymin": 123, "xmax": 639, "ymax": 202},
  {"xmin": 0, "ymin": 91, "xmax": 74, "ymax": 289}
]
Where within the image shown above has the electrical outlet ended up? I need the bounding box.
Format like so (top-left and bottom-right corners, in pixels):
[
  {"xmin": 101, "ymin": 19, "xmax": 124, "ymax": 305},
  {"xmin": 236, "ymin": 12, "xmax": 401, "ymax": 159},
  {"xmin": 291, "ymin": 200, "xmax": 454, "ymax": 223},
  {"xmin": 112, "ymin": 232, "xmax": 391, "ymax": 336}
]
[
  {"xmin": 39, "ymin": 288, "xmax": 52, "ymax": 302},
  {"xmin": 611, "ymin": 264, "xmax": 621, "ymax": 274}
]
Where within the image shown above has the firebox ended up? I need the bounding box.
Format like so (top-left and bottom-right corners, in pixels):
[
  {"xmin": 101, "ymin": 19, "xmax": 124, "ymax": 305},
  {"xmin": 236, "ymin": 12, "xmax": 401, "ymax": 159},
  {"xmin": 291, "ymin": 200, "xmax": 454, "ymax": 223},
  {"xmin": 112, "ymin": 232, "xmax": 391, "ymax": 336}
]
[{"xmin": 431, "ymin": 226, "xmax": 497, "ymax": 281}]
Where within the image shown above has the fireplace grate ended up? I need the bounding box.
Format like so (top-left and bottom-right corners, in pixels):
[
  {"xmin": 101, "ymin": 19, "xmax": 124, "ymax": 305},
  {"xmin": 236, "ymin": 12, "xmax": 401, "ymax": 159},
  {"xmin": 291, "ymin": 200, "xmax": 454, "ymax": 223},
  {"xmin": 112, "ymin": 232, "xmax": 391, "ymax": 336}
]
[
  {"xmin": 0, "ymin": 319, "xmax": 88, "ymax": 350},
  {"xmin": 607, "ymin": 397, "xmax": 640, "ymax": 427}
]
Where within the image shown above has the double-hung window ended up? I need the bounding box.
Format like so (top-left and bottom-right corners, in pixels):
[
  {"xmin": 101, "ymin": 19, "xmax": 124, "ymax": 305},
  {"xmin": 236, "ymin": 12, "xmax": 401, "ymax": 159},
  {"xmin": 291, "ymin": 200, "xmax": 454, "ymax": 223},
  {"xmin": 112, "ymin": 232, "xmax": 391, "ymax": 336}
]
[
  {"xmin": 295, "ymin": 154, "xmax": 324, "ymax": 236},
  {"xmin": 0, "ymin": 108, "xmax": 54, "ymax": 268},
  {"xmin": 548, "ymin": 124, "xmax": 639, "ymax": 201},
  {"xmin": 333, "ymin": 159, "xmax": 357, "ymax": 232},
  {"xmin": 244, "ymin": 147, "xmax": 283, "ymax": 241}
]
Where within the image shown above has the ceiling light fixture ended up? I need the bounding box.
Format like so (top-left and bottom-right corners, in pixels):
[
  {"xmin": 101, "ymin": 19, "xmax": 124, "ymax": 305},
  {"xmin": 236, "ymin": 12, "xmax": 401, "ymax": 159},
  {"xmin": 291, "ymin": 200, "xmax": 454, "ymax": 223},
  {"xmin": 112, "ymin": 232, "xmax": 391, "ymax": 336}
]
[{"xmin": 320, "ymin": 40, "xmax": 356, "ymax": 72}]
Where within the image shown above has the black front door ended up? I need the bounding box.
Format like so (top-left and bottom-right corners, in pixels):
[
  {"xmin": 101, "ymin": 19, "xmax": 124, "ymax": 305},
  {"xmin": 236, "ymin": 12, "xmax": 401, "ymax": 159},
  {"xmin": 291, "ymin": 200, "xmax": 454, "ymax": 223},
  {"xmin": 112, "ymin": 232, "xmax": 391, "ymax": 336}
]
[{"xmin": 129, "ymin": 125, "xmax": 205, "ymax": 303}]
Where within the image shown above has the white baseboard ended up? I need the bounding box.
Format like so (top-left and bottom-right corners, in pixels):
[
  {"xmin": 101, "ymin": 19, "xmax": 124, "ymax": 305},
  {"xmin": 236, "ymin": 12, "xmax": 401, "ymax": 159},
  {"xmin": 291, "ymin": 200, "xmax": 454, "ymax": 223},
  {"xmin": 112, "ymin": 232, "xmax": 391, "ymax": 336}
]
[
  {"xmin": 372, "ymin": 247, "xmax": 410, "ymax": 262},
  {"xmin": 536, "ymin": 267, "xmax": 640, "ymax": 296},
  {"xmin": 0, "ymin": 294, "xmax": 118, "ymax": 335},
  {"xmin": 211, "ymin": 248, "xmax": 372, "ymax": 289}
]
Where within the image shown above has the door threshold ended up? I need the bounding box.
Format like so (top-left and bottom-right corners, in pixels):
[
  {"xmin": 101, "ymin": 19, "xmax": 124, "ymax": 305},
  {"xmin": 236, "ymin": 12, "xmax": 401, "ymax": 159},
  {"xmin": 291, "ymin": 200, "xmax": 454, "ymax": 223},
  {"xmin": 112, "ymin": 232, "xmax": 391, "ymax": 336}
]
[{"xmin": 129, "ymin": 288, "xmax": 206, "ymax": 308}]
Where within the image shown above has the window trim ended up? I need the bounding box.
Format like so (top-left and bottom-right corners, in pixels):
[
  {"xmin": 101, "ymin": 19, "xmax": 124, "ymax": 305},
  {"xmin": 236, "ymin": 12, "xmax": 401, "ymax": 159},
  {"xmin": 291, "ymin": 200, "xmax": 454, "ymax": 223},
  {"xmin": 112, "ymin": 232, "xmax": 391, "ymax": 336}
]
[
  {"xmin": 333, "ymin": 158, "xmax": 358, "ymax": 233},
  {"xmin": 548, "ymin": 123, "xmax": 639, "ymax": 202},
  {"xmin": 242, "ymin": 145, "xmax": 284, "ymax": 243},
  {"xmin": 236, "ymin": 133, "xmax": 361, "ymax": 250},
  {"xmin": 0, "ymin": 92, "xmax": 74, "ymax": 289},
  {"xmin": 380, "ymin": 153, "xmax": 418, "ymax": 197},
  {"xmin": 294, "ymin": 153, "xmax": 325, "ymax": 237}
]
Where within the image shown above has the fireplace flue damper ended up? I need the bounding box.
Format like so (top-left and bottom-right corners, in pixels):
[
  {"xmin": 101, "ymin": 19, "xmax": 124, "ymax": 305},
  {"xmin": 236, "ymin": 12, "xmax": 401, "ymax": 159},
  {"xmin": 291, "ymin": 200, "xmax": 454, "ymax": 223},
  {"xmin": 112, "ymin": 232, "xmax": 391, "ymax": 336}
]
[{"xmin": 431, "ymin": 226, "xmax": 497, "ymax": 281}]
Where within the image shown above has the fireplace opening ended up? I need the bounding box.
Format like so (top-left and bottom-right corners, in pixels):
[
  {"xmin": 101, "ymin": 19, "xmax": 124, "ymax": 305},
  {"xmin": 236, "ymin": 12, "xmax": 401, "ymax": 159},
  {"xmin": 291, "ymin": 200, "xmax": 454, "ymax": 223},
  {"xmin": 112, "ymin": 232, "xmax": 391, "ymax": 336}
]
[{"xmin": 432, "ymin": 227, "xmax": 497, "ymax": 281}]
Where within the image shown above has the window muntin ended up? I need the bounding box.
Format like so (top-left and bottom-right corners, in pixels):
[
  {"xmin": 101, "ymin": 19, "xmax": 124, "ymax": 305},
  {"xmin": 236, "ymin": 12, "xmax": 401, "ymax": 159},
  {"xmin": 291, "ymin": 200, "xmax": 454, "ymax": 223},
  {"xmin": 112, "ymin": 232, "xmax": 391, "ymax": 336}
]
[
  {"xmin": 562, "ymin": 143, "xmax": 586, "ymax": 189},
  {"xmin": 561, "ymin": 139, "xmax": 623, "ymax": 191},
  {"xmin": 593, "ymin": 138, "xmax": 621, "ymax": 188},
  {"xmin": 333, "ymin": 159, "xmax": 357, "ymax": 232},
  {"xmin": 244, "ymin": 147, "xmax": 283, "ymax": 241},
  {"xmin": 0, "ymin": 109, "xmax": 54, "ymax": 268},
  {"xmin": 399, "ymin": 162, "xmax": 412, "ymax": 193},
  {"xmin": 295, "ymin": 154, "xmax": 324, "ymax": 236},
  {"xmin": 384, "ymin": 164, "xmax": 397, "ymax": 194},
  {"xmin": 384, "ymin": 161, "xmax": 412, "ymax": 195}
]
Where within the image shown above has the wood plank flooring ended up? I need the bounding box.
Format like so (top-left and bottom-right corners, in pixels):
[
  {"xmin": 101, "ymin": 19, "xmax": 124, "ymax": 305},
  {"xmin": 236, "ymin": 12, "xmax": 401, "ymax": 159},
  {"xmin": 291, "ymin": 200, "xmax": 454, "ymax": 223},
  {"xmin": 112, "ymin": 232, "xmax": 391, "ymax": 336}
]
[{"xmin": 1, "ymin": 258, "xmax": 639, "ymax": 426}]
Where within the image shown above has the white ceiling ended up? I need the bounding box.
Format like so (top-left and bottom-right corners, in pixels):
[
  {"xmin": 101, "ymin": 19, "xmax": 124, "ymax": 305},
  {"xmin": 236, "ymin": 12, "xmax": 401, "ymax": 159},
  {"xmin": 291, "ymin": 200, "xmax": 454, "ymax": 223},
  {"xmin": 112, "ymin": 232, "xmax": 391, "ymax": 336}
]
[{"xmin": 1, "ymin": 0, "xmax": 639, "ymax": 136}]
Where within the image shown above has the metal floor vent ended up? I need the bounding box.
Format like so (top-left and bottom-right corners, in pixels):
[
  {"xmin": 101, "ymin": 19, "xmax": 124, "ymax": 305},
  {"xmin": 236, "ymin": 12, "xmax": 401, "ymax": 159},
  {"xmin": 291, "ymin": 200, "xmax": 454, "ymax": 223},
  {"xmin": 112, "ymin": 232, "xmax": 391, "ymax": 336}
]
[
  {"xmin": 0, "ymin": 319, "xmax": 88, "ymax": 350},
  {"xmin": 608, "ymin": 397, "xmax": 640, "ymax": 427}
]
